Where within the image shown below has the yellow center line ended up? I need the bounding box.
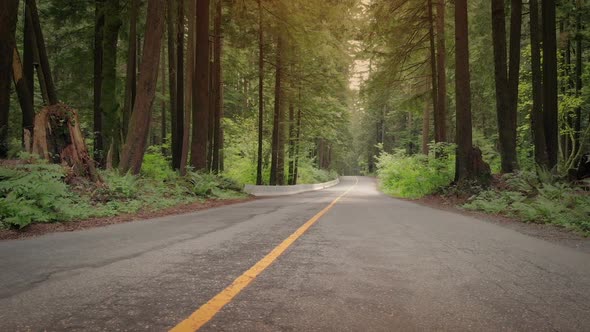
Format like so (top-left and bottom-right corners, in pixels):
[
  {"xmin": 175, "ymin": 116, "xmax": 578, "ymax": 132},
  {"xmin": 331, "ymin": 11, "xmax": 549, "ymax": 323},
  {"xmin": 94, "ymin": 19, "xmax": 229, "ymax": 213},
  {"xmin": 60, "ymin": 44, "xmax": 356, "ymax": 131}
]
[{"xmin": 169, "ymin": 177, "xmax": 359, "ymax": 332}]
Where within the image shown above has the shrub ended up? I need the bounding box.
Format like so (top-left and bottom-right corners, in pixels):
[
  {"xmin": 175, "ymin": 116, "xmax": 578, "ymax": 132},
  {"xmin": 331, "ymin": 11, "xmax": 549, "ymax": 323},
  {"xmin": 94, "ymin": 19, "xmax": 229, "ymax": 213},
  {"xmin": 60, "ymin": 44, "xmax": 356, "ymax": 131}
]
[{"xmin": 376, "ymin": 144, "xmax": 455, "ymax": 199}]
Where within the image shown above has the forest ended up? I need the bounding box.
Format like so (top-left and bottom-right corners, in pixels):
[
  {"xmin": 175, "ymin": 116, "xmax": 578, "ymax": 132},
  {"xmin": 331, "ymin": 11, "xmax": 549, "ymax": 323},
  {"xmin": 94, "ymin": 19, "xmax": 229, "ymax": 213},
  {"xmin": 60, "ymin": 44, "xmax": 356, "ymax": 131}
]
[{"xmin": 0, "ymin": 0, "xmax": 589, "ymax": 234}]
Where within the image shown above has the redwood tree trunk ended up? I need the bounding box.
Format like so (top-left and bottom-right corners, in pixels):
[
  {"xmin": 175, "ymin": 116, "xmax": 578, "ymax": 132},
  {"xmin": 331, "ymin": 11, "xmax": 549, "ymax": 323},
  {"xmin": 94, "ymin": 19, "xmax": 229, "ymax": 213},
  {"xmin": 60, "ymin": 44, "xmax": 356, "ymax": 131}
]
[
  {"xmin": 122, "ymin": 0, "xmax": 138, "ymax": 141},
  {"xmin": 506, "ymin": 0, "xmax": 522, "ymax": 171},
  {"xmin": 190, "ymin": 0, "xmax": 210, "ymax": 171},
  {"xmin": 542, "ymin": 0, "xmax": 558, "ymax": 169},
  {"xmin": 530, "ymin": 0, "xmax": 548, "ymax": 168},
  {"xmin": 93, "ymin": 0, "xmax": 105, "ymax": 165},
  {"xmin": 288, "ymin": 102, "xmax": 295, "ymax": 184},
  {"xmin": 435, "ymin": 0, "xmax": 447, "ymax": 143},
  {"xmin": 167, "ymin": 0, "xmax": 180, "ymax": 169},
  {"xmin": 175, "ymin": 0, "xmax": 185, "ymax": 168},
  {"xmin": 212, "ymin": 0, "xmax": 223, "ymax": 174},
  {"xmin": 270, "ymin": 36, "xmax": 283, "ymax": 185},
  {"xmin": 491, "ymin": 0, "xmax": 517, "ymax": 173},
  {"xmin": 256, "ymin": 0, "xmax": 264, "ymax": 185},
  {"xmin": 454, "ymin": 0, "xmax": 474, "ymax": 182},
  {"xmin": 22, "ymin": 1, "xmax": 35, "ymax": 143},
  {"xmin": 12, "ymin": 47, "xmax": 35, "ymax": 149},
  {"xmin": 29, "ymin": 0, "xmax": 57, "ymax": 105},
  {"xmin": 0, "ymin": 0, "xmax": 19, "ymax": 157},
  {"xmin": 120, "ymin": 0, "xmax": 166, "ymax": 174}
]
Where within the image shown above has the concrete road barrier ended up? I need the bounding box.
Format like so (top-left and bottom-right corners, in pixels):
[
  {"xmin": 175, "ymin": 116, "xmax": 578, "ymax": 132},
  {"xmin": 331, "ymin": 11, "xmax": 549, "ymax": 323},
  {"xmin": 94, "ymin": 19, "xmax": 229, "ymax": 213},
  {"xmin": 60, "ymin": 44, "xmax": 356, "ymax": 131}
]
[{"xmin": 244, "ymin": 178, "xmax": 340, "ymax": 196}]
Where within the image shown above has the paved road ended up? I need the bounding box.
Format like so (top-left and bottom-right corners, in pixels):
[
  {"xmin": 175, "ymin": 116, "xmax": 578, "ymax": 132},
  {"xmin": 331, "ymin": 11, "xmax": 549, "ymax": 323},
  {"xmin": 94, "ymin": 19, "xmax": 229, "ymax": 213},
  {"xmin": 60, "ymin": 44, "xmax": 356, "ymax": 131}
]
[{"xmin": 1, "ymin": 176, "xmax": 589, "ymax": 331}]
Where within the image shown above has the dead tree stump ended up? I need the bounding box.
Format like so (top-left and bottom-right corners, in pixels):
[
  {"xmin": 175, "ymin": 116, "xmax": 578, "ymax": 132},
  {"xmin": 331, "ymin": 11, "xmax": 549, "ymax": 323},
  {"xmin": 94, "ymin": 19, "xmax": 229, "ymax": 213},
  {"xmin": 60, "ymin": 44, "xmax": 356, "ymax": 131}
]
[{"xmin": 32, "ymin": 103, "xmax": 101, "ymax": 182}]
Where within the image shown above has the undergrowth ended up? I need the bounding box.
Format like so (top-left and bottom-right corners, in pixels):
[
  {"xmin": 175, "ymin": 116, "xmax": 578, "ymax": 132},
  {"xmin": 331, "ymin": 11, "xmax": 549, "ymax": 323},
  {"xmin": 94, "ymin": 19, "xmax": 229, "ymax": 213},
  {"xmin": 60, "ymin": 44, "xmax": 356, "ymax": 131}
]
[
  {"xmin": 463, "ymin": 171, "xmax": 590, "ymax": 235},
  {"xmin": 376, "ymin": 143, "xmax": 455, "ymax": 199},
  {"xmin": 0, "ymin": 150, "xmax": 245, "ymax": 229}
]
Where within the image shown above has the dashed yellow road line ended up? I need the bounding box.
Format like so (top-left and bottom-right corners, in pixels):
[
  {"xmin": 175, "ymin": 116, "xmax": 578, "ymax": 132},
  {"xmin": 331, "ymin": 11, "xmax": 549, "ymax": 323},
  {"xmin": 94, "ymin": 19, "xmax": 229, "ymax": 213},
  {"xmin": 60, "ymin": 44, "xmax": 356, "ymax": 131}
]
[{"xmin": 169, "ymin": 177, "xmax": 358, "ymax": 332}]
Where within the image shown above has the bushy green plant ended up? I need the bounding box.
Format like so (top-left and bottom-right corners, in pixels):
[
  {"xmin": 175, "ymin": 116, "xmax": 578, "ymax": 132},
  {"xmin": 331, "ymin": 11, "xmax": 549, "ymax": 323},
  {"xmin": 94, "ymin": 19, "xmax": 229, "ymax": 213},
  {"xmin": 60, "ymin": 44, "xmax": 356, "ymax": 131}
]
[
  {"xmin": 141, "ymin": 146, "xmax": 177, "ymax": 181},
  {"xmin": 0, "ymin": 165, "xmax": 86, "ymax": 228},
  {"xmin": 376, "ymin": 145, "xmax": 455, "ymax": 199}
]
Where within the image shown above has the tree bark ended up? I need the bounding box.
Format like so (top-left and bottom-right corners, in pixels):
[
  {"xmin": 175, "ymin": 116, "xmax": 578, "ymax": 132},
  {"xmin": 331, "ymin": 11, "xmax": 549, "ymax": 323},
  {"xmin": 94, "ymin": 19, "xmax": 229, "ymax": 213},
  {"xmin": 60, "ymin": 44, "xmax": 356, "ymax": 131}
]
[
  {"xmin": 506, "ymin": 0, "xmax": 522, "ymax": 171},
  {"xmin": 529, "ymin": 0, "xmax": 548, "ymax": 168},
  {"xmin": 119, "ymin": 0, "xmax": 165, "ymax": 174},
  {"xmin": 0, "ymin": 0, "xmax": 19, "ymax": 157},
  {"xmin": 122, "ymin": 0, "xmax": 138, "ymax": 141},
  {"xmin": 422, "ymin": 99, "xmax": 430, "ymax": 155},
  {"xmin": 256, "ymin": 0, "xmax": 264, "ymax": 185},
  {"xmin": 427, "ymin": 0, "xmax": 437, "ymax": 154},
  {"xmin": 435, "ymin": 0, "xmax": 447, "ymax": 143},
  {"xmin": 293, "ymin": 104, "xmax": 301, "ymax": 185},
  {"xmin": 93, "ymin": 0, "xmax": 105, "ymax": 165},
  {"xmin": 28, "ymin": 0, "xmax": 57, "ymax": 105},
  {"xmin": 12, "ymin": 47, "xmax": 35, "ymax": 151},
  {"xmin": 491, "ymin": 0, "xmax": 518, "ymax": 173},
  {"xmin": 190, "ymin": 0, "xmax": 210, "ymax": 171},
  {"xmin": 270, "ymin": 36, "xmax": 283, "ymax": 185},
  {"xmin": 574, "ymin": 0, "xmax": 583, "ymax": 154},
  {"xmin": 180, "ymin": 0, "xmax": 195, "ymax": 176},
  {"xmin": 167, "ymin": 0, "xmax": 180, "ymax": 169},
  {"xmin": 542, "ymin": 0, "xmax": 559, "ymax": 169},
  {"xmin": 288, "ymin": 102, "xmax": 295, "ymax": 184},
  {"xmin": 22, "ymin": 1, "xmax": 35, "ymax": 144},
  {"xmin": 454, "ymin": 0, "xmax": 475, "ymax": 181},
  {"xmin": 175, "ymin": 0, "xmax": 185, "ymax": 170},
  {"xmin": 212, "ymin": 0, "xmax": 223, "ymax": 174}
]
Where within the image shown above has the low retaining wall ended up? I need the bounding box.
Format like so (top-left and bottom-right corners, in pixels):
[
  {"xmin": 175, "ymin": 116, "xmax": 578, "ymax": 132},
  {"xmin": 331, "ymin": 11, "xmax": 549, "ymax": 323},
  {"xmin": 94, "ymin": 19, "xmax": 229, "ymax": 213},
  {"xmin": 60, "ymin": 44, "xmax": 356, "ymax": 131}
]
[{"xmin": 244, "ymin": 178, "xmax": 340, "ymax": 196}]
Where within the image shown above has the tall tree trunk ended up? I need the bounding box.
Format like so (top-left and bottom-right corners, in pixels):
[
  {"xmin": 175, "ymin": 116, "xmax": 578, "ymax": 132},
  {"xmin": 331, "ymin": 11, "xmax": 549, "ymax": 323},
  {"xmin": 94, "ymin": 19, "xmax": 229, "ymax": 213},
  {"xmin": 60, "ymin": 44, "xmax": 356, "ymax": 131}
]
[
  {"xmin": 288, "ymin": 102, "xmax": 295, "ymax": 184},
  {"xmin": 256, "ymin": 0, "xmax": 264, "ymax": 185},
  {"xmin": 161, "ymin": 41, "xmax": 167, "ymax": 154},
  {"xmin": 175, "ymin": 0, "xmax": 185, "ymax": 169},
  {"xmin": 434, "ymin": 0, "xmax": 447, "ymax": 143},
  {"xmin": 119, "ymin": 0, "xmax": 165, "ymax": 174},
  {"xmin": 181, "ymin": 0, "xmax": 195, "ymax": 176},
  {"xmin": 122, "ymin": 0, "xmax": 138, "ymax": 141},
  {"xmin": 22, "ymin": 1, "xmax": 35, "ymax": 144},
  {"xmin": 29, "ymin": 0, "xmax": 57, "ymax": 105},
  {"xmin": 12, "ymin": 47, "xmax": 35, "ymax": 149},
  {"xmin": 101, "ymin": 0, "xmax": 122, "ymax": 167},
  {"xmin": 212, "ymin": 0, "xmax": 223, "ymax": 174},
  {"xmin": 427, "ymin": 0, "xmax": 437, "ymax": 153},
  {"xmin": 530, "ymin": 0, "xmax": 548, "ymax": 168},
  {"xmin": 190, "ymin": 0, "xmax": 210, "ymax": 171},
  {"xmin": 0, "ymin": 0, "xmax": 19, "ymax": 157},
  {"xmin": 270, "ymin": 36, "xmax": 283, "ymax": 185},
  {"xmin": 93, "ymin": 0, "xmax": 105, "ymax": 165},
  {"xmin": 454, "ymin": 0, "xmax": 475, "ymax": 182},
  {"xmin": 293, "ymin": 104, "xmax": 301, "ymax": 185},
  {"xmin": 574, "ymin": 0, "xmax": 583, "ymax": 155},
  {"xmin": 207, "ymin": 39, "xmax": 215, "ymax": 170},
  {"xmin": 542, "ymin": 0, "xmax": 559, "ymax": 169},
  {"xmin": 506, "ymin": 0, "xmax": 522, "ymax": 171},
  {"xmin": 491, "ymin": 0, "xmax": 518, "ymax": 173},
  {"xmin": 422, "ymin": 99, "xmax": 430, "ymax": 155},
  {"xmin": 167, "ymin": 0, "xmax": 180, "ymax": 169}
]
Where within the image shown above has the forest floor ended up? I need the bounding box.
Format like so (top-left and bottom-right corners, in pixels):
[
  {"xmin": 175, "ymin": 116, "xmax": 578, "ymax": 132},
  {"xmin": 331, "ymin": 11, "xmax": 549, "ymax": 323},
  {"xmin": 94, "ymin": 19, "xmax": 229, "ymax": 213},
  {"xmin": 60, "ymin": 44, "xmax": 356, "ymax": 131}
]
[
  {"xmin": 413, "ymin": 193, "xmax": 590, "ymax": 253},
  {"xmin": 0, "ymin": 196, "xmax": 254, "ymax": 241}
]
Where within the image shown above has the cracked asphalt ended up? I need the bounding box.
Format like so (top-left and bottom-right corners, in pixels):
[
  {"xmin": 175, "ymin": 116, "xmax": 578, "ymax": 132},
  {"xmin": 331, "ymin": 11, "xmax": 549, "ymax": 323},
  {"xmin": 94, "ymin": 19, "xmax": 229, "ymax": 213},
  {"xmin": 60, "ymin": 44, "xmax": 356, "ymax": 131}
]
[{"xmin": 1, "ymin": 176, "xmax": 589, "ymax": 331}]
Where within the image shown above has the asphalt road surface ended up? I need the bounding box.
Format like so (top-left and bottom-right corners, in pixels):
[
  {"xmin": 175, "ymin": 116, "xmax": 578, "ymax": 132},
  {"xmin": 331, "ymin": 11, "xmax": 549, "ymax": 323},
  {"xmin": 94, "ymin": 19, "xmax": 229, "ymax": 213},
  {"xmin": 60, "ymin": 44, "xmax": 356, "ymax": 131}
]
[{"xmin": 1, "ymin": 176, "xmax": 589, "ymax": 331}]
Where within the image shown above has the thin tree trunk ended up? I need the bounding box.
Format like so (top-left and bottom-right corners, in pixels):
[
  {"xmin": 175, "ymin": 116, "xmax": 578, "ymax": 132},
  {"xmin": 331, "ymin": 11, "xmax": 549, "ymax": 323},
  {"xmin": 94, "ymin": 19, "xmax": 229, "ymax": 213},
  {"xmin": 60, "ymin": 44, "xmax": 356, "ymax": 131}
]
[
  {"xmin": 119, "ymin": 0, "xmax": 166, "ymax": 174},
  {"xmin": 506, "ymin": 0, "xmax": 522, "ymax": 171},
  {"xmin": 175, "ymin": 0, "xmax": 185, "ymax": 169},
  {"xmin": 22, "ymin": 1, "xmax": 35, "ymax": 144},
  {"xmin": 293, "ymin": 104, "xmax": 301, "ymax": 185},
  {"xmin": 12, "ymin": 47, "xmax": 35, "ymax": 149},
  {"xmin": 190, "ymin": 0, "xmax": 210, "ymax": 171},
  {"xmin": 180, "ymin": 0, "xmax": 195, "ymax": 175},
  {"xmin": 0, "ymin": 0, "xmax": 18, "ymax": 157},
  {"xmin": 161, "ymin": 40, "xmax": 166, "ymax": 152},
  {"xmin": 29, "ymin": 0, "xmax": 57, "ymax": 105},
  {"xmin": 574, "ymin": 0, "xmax": 583, "ymax": 154},
  {"xmin": 212, "ymin": 0, "xmax": 223, "ymax": 174},
  {"xmin": 288, "ymin": 102, "xmax": 295, "ymax": 184},
  {"xmin": 167, "ymin": 0, "xmax": 179, "ymax": 169},
  {"xmin": 256, "ymin": 0, "xmax": 264, "ymax": 185},
  {"xmin": 422, "ymin": 99, "xmax": 430, "ymax": 155},
  {"xmin": 207, "ymin": 38, "xmax": 215, "ymax": 170},
  {"xmin": 427, "ymin": 0, "xmax": 437, "ymax": 153},
  {"xmin": 122, "ymin": 0, "xmax": 138, "ymax": 141},
  {"xmin": 93, "ymin": 0, "xmax": 105, "ymax": 165},
  {"xmin": 435, "ymin": 0, "xmax": 447, "ymax": 143},
  {"xmin": 491, "ymin": 0, "xmax": 517, "ymax": 173},
  {"xmin": 530, "ymin": 0, "xmax": 548, "ymax": 168},
  {"xmin": 270, "ymin": 36, "xmax": 283, "ymax": 185},
  {"xmin": 101, "ymin": 0, "xmax": 122, "ymax": 167},
  {"xmin": 542, "ymin": 0, "xmax": 559, "ymax": 169}
]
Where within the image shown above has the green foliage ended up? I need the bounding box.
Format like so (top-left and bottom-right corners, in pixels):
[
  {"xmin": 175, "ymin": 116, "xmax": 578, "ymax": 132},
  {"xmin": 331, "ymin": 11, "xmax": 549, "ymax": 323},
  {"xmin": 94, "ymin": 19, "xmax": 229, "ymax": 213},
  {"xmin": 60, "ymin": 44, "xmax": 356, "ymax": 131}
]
[
  {"xmin": 376, "ymin": 143, "xmax": 455, "ymax": 199},
  {"xmin": 141, "ymin": 146, "xmax": 177, "ymax": 181},
  {"xmin": 0, "ymin": 165, "xmax": 87, "ymax": 229},
  {"xmin": 463, "ymin": 171, "xmax": 590, "ymax": 235}
]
